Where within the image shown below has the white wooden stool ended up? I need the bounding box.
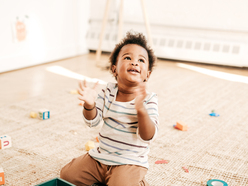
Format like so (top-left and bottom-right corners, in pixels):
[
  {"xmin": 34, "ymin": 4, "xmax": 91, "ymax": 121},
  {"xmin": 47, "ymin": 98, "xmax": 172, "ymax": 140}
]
[{"xmin": 96, "ymin": 0, "xmax": 153, "ymax": 66}]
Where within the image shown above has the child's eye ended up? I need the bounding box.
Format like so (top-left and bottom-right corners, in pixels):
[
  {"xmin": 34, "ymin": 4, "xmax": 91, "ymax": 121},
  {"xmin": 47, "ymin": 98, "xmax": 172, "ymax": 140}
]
[
  {"xmin": 139, "ymin": 59, "xmax": 145, "ymax": 63},
  {"xmin": 124, "ymin": 57, "xmax": 131, "ymax": 60}
]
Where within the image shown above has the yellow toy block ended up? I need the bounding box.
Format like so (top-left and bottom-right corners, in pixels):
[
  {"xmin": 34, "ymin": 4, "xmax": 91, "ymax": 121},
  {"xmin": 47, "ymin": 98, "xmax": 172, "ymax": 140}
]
[
  {"xmin": 176, "ymin": 121, "xmax": 188, "ymax": 131},
  {"xmin": 85, "ymin": 141, "xmax": 95, "ymax": 151},
  {"xmin": 0, "ymin": 168, "xmax": 5, "ymax": 185},
  {"xmin": 70, "ymin": 90, "xmax": 79, "ymax": 94},
  {"xmin": 30, "ymin": 112, "xmax": 37, "ymax": 118}
]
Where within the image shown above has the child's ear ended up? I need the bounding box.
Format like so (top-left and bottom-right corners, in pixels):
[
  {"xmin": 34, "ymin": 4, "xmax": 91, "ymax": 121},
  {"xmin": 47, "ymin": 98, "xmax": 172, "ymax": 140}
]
[
  {"xmin": 112, "ymin": 65, "xmax": 117, "ymax": 77},
  {"xmin": 146, "ymin": 71, "xmax": 151, "ymax": 81}
]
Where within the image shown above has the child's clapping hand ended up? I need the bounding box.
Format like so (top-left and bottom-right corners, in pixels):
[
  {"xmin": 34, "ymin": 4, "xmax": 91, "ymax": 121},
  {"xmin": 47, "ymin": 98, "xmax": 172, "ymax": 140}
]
[
  {"xmin": 78, "ymin": 80, "xmax": 98, "ymax": 108},
  {"xmin": 134, "ymin": 82, "xmax": 147, "ymax": 112}
]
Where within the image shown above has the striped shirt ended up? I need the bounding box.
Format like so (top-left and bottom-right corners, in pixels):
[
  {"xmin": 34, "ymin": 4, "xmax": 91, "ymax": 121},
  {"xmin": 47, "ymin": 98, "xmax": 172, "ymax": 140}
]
[{"xmin": 83, "ymin": 82, "xmax": 159, "ymax": 169}]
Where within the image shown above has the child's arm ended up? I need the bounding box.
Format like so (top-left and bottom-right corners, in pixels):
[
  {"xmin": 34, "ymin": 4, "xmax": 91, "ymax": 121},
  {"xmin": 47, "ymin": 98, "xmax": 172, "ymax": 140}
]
[
  {"xmin": 78, "ymin": 80, "xmax": 98, "ymax": 120},
  {"xmin": 135, "ymin": 82, "xmax": 156, "ymax": 141}
]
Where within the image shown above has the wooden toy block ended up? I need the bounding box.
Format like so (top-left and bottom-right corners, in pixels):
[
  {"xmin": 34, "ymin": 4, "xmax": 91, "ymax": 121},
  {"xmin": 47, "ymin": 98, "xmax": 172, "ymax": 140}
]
[
  {"xmin": 38, "ymin": 109, "xmax": 50, "ymax": 120},
  {"xmin": 176, "ymin": 121, "xmax": 188, "ymax": 131},
  {"xmin": 85, "ymin": 141, "xmax": 95, "ymax": 151},
  {"xmin": 30, "ymin": 112, "xmax": 37, "ymax": 118},
  {"xmin": 0, "ymin": 135, "xmax": 12, "ymax": 149},
  {"xmin": 70, "ymin": 90, "xmax": 79, "ymax": 94},
  {"xmin": 0, "ymin": 168, "xmax": 5, "ymax": 185}
]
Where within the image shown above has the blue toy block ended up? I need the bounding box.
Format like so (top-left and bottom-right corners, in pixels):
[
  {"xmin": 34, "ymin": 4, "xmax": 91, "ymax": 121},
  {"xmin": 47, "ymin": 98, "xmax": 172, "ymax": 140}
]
[{"xmin": 209, "ymin": 112, "xmax": 220, "ymax": 117}]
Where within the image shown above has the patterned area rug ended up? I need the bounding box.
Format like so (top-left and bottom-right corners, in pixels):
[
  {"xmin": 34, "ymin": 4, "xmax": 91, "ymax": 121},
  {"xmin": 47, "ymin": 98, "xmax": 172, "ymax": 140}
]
[{"xmin": 1, "ymin": 62, "xmax": 248, "ymax": 185}]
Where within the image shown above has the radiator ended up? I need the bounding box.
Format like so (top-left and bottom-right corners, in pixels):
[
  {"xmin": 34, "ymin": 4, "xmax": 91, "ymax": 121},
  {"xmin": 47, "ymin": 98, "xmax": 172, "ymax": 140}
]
[{"xmin": 86, "ymin": 23, "xmax": 248, "ymax": 67}]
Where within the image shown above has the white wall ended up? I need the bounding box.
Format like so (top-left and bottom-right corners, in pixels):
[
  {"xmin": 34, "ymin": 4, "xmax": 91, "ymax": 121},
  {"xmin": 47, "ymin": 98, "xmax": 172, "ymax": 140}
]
[
  {"xmin": 0, "ymin": 0, "xmax": 90, "ymax": 73},
  {"xmin": 89, "ymin": 0, "xmax": 248, "ymax": 31},
  {"xmin": 122, "ymin": 0, "xmax": 248, "ymax": 32}
]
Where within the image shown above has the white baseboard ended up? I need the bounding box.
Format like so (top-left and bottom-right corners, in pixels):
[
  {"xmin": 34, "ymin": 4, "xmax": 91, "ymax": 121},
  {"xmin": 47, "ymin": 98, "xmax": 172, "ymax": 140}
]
[{"xmin": 0, "ymin": 45, "xmax": 88, "ymax": 73}]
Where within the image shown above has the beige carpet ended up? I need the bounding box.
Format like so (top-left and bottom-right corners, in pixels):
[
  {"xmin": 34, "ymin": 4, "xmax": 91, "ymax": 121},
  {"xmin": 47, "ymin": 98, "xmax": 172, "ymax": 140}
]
[{"xmin": 1, "ymin": 63, "xmax": 248, "ymax": 186}]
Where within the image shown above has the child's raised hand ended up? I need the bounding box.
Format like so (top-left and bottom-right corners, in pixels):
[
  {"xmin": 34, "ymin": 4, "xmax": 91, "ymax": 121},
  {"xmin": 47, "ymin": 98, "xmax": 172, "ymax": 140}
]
[
  {"xmin": 78, "ymin": 80, "xmax": 98, "ymax": 106},
  {"xmin": 134, "ymin": 82, "xmax": 147, "ymax": 112}
]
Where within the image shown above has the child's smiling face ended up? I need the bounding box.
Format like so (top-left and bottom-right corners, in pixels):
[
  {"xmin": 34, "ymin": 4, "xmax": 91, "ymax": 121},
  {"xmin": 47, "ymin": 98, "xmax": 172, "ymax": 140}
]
[{"xmin": 112, "ymin": 44, "xmax": 151, "ymax": 86}]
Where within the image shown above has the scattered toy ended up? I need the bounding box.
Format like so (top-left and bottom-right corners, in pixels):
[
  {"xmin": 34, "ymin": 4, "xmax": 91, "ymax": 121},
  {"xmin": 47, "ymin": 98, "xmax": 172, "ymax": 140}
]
[
  {"xmin": 70, "ymin": 90, "xmax": 79, "ymax": 94},
  {"xmin": 0, "ymin": 168, "xmax": 4, "ymax": 185},
  {"xmin": 85, "ymin": 141, "xmax": 95, "ymax": 151},
  {"xmin": 30, "ymin": 112, "xmax": 38, "ymax": 118},
  {"xmin": 79, "ymin": 102, "xmax": 84, "ymax": 106},
  {"xmin": 0, "ymin": 135, "xmax": 12, "ymax": 150},
  {"xmin": 207, "ymin": 179, "xmax": 228, "ymax": 186},
  {"xmin": 182, "ymin": 166, "xmax": 189, "ymax": 173},
  {"xmin": 209, "ymin": 111, "xmax": 220, "ymax": 117},
  {"xmin": 38, "ymin": 109, "xmax": 50, "ymax": 120},
  {"xmin": 174, "ymin": 121, "xmax": 188, "ymax": 131},
  {"xmin": 96, "ymin": 136, "xmax": 99, "ymax": 142},
  {"xmin": 155, "ymin": 160, "xmax": 168, "ymax": 164},
  {"xmin": 173, "ymin": 125, "xmax": 179, "ymax": 130}
]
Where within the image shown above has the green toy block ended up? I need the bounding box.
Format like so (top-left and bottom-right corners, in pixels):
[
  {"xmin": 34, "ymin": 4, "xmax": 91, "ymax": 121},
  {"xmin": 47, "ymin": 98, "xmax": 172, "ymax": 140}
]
[{"xmin": 36, "ymin": 178, "xmax": 75, "ymax": 186}]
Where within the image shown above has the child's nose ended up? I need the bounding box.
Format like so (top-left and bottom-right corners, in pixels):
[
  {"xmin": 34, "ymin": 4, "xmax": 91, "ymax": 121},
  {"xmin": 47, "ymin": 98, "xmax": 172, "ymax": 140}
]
[
  {"xmin": 131, "ymin": 62, "xmax": 138, "ymax": 66},
  {"xmin": 130, "ymin": 60, "xmax": 138, "ymax": 66}
]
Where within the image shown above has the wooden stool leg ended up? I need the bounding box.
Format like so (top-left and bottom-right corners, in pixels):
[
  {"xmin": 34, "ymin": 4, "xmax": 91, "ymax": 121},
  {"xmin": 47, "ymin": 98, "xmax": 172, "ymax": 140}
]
[
  {"xmin": 96, "ymin": 0, "xmax": 112, "ymax": 66},
  {"xmin": 140, "ymin": 0, "xmax": 153, "ymax": 48},
  {"xmin": 118, "ymin": 0, "xmax": 124, "ymax": 42}
]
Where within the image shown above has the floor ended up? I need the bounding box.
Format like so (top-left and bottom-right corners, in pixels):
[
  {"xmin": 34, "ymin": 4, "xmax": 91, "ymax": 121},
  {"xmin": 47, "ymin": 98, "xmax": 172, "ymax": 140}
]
[
  {"xmin": 1, "ymin": 52, "xmax": 248, "ymax": 106},
  {"xmin": 1, "ymin": 52, "xmax": 248, "ymax": 185}
]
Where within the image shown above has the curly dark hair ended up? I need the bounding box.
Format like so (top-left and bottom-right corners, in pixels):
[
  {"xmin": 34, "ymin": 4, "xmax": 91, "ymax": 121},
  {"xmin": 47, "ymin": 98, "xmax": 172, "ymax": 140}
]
[{"xmin": 109, "ymin": 31, "xmax": 156, "ymax": 74}]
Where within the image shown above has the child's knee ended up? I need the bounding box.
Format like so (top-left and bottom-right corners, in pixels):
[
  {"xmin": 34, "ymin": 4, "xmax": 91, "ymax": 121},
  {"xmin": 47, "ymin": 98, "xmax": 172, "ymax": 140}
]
[
  {"xmin": 60, "ymin": 165, "xmax": 69, "ymax": 180},
  {"xmin": 60, "ymin": 159, "xmax": 76, "ymax": 181},
  {"xmin": 107, "ymin": 178, "xmax": 147, "ymax": 186},
  {"xmin": 106, "ymin": 165, "xmax": 148, "ymax": 186}
]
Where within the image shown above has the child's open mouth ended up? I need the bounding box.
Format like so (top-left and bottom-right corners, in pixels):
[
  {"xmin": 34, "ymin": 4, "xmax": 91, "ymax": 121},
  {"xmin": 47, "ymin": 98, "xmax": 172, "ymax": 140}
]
[{"xmin": 127, "ymin": 69, "xmax": 140, "ymax": 74}]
